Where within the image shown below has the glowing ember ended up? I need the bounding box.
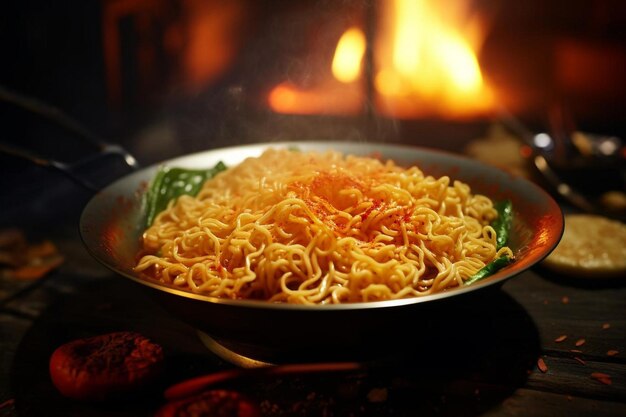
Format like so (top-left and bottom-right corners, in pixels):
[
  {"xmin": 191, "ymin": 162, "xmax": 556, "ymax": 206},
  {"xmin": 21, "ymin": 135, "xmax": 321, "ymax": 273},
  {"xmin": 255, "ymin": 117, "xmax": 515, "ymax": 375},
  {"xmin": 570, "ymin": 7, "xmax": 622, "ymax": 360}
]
[{"xmin": 268, "ymin": 81, "xmax": 363, "ymax": 116}]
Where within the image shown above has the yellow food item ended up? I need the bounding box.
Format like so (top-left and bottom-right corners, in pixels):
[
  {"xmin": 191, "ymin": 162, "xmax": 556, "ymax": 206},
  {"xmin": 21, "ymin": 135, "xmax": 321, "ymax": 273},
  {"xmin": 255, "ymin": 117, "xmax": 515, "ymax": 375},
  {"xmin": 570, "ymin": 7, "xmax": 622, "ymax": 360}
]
[
  {"xmin": 542, "ymin": 214, "xmax": 626, "ymax": 278},
  {"xmin": 135, "ymin": 148, "xmax": 513, "ymax": 304}
]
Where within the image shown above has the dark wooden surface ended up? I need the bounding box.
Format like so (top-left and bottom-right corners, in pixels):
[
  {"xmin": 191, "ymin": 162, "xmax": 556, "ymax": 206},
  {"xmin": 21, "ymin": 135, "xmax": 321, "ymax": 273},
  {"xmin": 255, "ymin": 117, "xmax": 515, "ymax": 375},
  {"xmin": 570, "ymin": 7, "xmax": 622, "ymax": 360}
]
[{"xmin": 1, "ymin": 197, "xmax": 625, "ymax": 417}]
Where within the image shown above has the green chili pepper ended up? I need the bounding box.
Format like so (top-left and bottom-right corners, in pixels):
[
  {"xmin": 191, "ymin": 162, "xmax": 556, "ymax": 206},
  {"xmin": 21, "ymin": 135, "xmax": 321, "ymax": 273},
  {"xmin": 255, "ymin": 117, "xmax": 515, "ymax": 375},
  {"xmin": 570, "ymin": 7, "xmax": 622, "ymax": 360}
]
[
  {"xmin": 492, "ymin": 199, "xmax": 513, "ymax": 250},
  {"xmin": 463, "ymin": 200, "xmax": 514, "ymax": 286},
  {"xmin": 464, "ymin": 256, "xmax": 512, "ymax": 286},
  {"xmin": 144, "ymin": 161, "xmax": 227, "ymax": 227}
]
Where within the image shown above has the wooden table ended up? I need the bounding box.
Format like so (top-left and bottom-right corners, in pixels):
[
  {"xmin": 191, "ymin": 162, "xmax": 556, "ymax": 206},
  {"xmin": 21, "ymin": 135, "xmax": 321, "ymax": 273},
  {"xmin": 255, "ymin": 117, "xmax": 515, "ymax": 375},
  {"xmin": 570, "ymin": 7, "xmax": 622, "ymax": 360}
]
[{"xmin": 1, "ymin": 206, "xmax": 624, "ymax": 417}]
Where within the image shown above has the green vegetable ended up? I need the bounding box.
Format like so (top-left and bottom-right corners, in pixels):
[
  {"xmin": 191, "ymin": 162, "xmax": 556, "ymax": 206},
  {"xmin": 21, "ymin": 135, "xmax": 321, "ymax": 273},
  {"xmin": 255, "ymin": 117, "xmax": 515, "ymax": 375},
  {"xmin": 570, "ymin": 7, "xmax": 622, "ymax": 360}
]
[
  {"xmin": 464, "ymin": 256, "xmax": 512, "ymax": 286},
  {"xmin": 492, "ymin": 199, "xmax": 513, "ymax": 250},
  {"xmin": 144, "ymin": 162, "xmax": 227, "ymax": 227},
  {"xmin": 463, "ymin": 200, "xmax": 514, "ymax": 286}
]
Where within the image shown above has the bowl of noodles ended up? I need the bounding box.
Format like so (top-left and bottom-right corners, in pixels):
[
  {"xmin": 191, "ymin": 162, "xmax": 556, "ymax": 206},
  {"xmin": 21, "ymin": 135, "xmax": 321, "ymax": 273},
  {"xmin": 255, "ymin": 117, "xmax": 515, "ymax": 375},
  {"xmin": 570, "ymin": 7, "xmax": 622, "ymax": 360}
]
[{"xmin": 80, "ymin": 141, "xmax": 563, "ymax": 363}]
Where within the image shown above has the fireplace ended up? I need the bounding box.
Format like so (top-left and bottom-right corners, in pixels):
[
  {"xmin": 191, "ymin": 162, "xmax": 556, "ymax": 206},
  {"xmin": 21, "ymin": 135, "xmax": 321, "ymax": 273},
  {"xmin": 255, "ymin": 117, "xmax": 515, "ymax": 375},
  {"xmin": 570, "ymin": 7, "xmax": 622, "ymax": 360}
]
[
  {"xmin": 1, "ymin": 0, "xmax": 625, "ymax": 223},
  {"xmin": 90, "ymin": 0, "xmax": 626, "ymax": 154}
]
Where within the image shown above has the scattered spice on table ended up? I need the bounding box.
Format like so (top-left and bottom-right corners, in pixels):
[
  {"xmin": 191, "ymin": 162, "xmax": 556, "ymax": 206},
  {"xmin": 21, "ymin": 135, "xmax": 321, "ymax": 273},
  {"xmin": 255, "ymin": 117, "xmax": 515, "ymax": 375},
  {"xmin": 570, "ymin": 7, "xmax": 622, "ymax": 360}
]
[
  {"xmin": 574, "ymin": 357, "xmax": 586, "ymax": 365},
  {"xmin": 554, "ymin": 335, "xmax": 568, "ymax": 343},
  {"xmin": 591, "ymin": 373, "xmax": 612, "ymax": 385},
  {"xmin": 602, "ymin": 323, "xmax": 611, "ymax": 330},
  {"xmin": 561, "ymin": 296, "xmax": 570, "ymax": 304},
  {"xmin": 575, "ymin": 339, "xmax": 586, "ymax": 347},
  {"xmin": 607, "ymin": 350, "xmax": 619, "ymax": 357},
  {"xmin": 537, "ymin": 358, "xmax": 548, "ymax": 373}
]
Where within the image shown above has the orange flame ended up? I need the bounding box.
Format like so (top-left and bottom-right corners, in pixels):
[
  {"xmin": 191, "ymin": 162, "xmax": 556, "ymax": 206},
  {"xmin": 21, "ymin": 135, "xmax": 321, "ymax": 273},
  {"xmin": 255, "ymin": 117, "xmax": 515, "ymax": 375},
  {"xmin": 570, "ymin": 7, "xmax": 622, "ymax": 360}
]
[
  {"xmin": 375, "ymin": 0, "xmax": 494, "ymax": 118},
  {"xmin": 268, "ymin": 0, "xmax": 494, "ymax": 119},
  {"xmin": 268, "ymin": 26, "xmax": 366, "ymax": 115},
  {"xmin": 332, "ymin": 27, "xmax": 366, "ymax": 83}
]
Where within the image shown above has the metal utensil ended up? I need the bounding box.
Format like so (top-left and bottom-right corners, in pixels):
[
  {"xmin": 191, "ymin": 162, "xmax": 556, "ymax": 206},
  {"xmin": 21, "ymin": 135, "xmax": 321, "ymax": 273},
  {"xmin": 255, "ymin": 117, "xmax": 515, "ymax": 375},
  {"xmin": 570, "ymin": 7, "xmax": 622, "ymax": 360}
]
[{"xmin": 498, "ymin": 105, "xmax": 626, "ymax": 221}]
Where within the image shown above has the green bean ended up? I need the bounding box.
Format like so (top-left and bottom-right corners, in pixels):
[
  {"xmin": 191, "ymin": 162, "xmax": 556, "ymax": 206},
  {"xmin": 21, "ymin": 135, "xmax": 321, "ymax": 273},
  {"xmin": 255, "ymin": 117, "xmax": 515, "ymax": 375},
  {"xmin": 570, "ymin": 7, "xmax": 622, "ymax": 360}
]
[{"xmin": 463, "ymin": 200, "xmax": 514, "ymax": 286}]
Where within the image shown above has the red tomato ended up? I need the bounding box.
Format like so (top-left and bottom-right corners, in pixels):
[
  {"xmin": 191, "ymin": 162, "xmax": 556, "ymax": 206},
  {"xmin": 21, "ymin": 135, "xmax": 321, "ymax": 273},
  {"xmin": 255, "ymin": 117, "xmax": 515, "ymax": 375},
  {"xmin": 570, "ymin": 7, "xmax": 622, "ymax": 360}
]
[
  {"xmin": 49, "ymin": 331, "xmax": 164, "ymax": 402},
  {"xmin": 155, "ymin": 389, "xmax": 260, "ymax": 417}
]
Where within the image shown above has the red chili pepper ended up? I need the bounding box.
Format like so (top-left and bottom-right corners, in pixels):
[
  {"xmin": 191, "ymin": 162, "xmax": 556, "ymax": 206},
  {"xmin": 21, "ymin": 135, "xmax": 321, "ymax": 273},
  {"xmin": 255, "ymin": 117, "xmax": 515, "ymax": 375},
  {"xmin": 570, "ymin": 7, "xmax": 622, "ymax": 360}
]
[{"xmin": 49, "ymin": 331, "xmax": 164, "ymax": 402}]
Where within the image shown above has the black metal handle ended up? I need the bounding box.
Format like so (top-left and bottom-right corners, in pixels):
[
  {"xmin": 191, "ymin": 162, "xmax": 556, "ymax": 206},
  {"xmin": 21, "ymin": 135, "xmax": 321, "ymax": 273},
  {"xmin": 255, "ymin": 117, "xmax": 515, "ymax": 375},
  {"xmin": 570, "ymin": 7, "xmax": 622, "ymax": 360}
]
[{"xmin": 0, "ymin": 85, "xmax": 139, "ymax": 192}]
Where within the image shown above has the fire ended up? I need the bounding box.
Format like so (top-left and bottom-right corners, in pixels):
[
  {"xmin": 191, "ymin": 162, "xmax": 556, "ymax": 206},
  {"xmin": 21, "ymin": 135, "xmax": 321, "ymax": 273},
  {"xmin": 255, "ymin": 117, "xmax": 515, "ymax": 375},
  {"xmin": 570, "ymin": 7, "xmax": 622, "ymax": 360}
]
[
  {"xmin": 332, "ymin": 28, "xmax": 367, "ymax": 83},
  {"xmin": 268, "ymin": 0, "xmax": 494, "ymax": 119},
  {"xmin": 375, "ymin": 0, "xmax": 493, "ymax": 118},
  {"xmin": 268, "ymin": 26, "xmax": 366, "ymax": 116}
]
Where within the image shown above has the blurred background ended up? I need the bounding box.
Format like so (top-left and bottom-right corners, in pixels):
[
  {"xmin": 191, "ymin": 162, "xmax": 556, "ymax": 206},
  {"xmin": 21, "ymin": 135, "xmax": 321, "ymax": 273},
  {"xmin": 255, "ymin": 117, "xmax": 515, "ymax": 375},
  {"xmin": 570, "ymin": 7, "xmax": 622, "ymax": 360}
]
[{"xmin": 1, "ymin": 0, "xmax": 625, "ymax": 226}]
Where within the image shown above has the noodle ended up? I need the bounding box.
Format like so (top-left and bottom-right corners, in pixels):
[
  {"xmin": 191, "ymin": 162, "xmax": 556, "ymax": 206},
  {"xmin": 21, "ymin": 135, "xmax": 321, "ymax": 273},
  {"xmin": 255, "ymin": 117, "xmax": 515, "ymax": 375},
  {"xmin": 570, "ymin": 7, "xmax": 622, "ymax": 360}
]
[{"xmin": 134, "ymin": 148, "xmax": 514, "ymax": 304}]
